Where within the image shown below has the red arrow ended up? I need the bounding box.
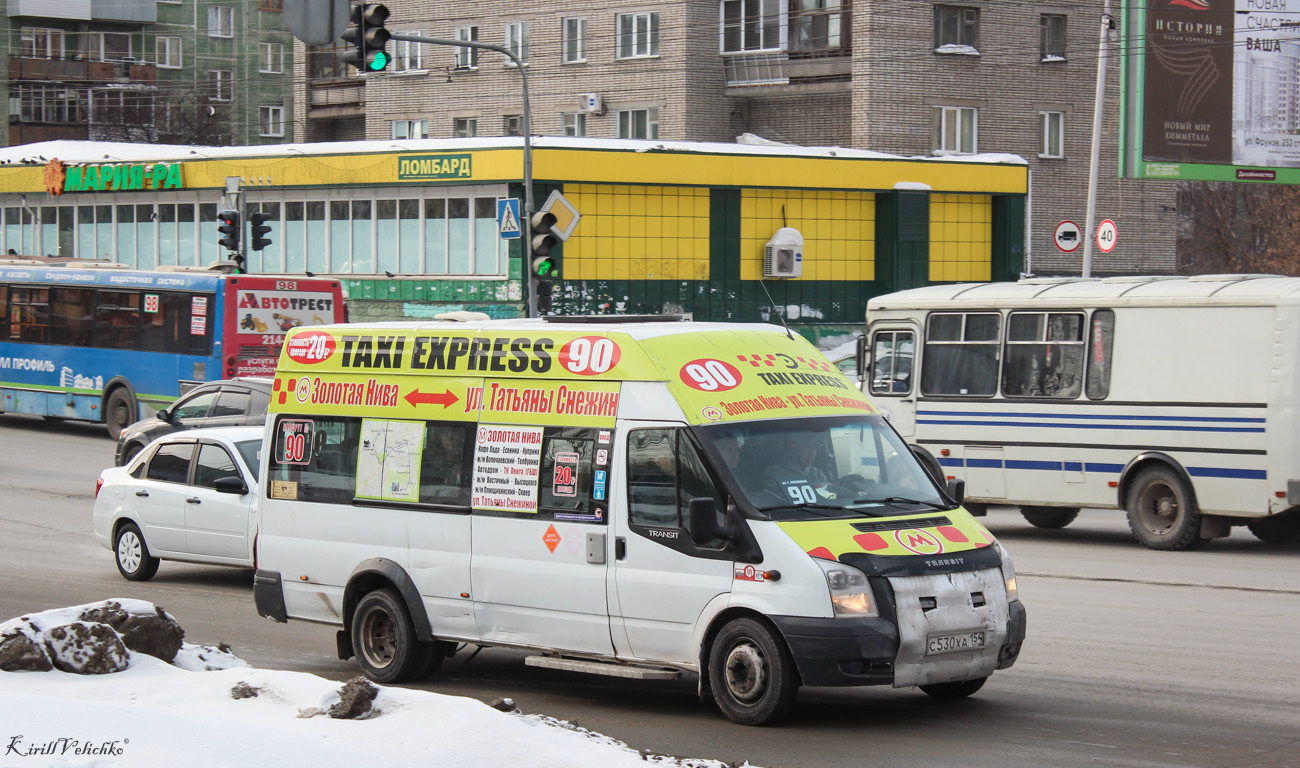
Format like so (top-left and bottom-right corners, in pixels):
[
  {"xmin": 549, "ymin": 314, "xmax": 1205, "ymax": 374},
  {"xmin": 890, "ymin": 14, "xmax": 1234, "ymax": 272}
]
[{"xmin": 404, "ymin": 388, "xmax": 460, "ymax": 408}]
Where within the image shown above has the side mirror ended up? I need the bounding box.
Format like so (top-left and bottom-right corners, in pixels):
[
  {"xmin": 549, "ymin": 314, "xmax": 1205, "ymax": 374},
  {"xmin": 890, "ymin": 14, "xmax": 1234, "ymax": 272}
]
[
  {"xmin": 213, "ymin": 475, "xmax": 249, "ymax": 495},
  {"xmin": 157, "ymin": 408, "xmax": 173, "ymax": 423},
  {"xmin": 945, "ymin": 478, "xmax": 966, "ymax": 506},
  {"xmin": 854, "ymin": 335, "xmax": 867, "ymax": 382},
  {"xmin": 687, "ymin": 497, "xmax": 735, "ymax": 547}
]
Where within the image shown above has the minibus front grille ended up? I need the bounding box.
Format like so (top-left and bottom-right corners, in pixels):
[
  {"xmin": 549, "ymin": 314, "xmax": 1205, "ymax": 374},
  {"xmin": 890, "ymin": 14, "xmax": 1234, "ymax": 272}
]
[{"xmin": 850, "ymin": 516, "xmax": 952, "ymax": 533}]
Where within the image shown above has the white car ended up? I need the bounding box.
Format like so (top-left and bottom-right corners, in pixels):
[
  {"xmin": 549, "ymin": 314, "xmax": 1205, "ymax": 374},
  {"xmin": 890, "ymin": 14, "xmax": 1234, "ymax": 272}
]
[{"xmin": 93, "ymin": 426, "xmax": 264, "ymax": 581}]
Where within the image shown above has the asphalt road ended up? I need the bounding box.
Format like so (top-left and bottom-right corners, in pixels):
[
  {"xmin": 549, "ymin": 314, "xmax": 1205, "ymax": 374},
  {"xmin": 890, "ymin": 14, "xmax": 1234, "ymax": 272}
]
[{"xmin": 2, "ymin": 413, "xmax": 1297, "ymax": 768}]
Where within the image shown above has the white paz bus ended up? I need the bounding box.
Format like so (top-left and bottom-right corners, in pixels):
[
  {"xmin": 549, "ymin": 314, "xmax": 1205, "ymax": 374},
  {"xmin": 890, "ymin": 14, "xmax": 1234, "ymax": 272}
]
[{"xmin": 860, "ymin": 274, "xmax": 1300, "ymax": 550}]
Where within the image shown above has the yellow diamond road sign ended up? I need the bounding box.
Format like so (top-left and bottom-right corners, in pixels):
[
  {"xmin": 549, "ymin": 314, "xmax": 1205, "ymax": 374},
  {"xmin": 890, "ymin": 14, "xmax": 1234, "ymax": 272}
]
[{"xmin": 540, "ymin": 190, "xmax": 581, "ymax": 242}]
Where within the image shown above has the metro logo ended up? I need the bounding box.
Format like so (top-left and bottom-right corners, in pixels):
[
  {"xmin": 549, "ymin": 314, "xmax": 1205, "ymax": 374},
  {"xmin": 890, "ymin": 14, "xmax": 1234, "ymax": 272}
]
[
  {"xmin": 286, "ymin": 331, "xmax": 336, "ymax": 364},
  {"xmin": 894, "ymin": 529, "xmax": 943, "ymax": 556}
]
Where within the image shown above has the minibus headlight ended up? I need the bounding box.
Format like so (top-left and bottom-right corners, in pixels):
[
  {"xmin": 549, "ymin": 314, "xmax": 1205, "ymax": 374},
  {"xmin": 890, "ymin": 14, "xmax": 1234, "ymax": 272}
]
[
  {"xmin": 814, "ymin": 559, "xmax": 877, "ymax": 617},
  {"xmin": 992, "ymin": 540, "xmax": 1019, "ymax": 602}
]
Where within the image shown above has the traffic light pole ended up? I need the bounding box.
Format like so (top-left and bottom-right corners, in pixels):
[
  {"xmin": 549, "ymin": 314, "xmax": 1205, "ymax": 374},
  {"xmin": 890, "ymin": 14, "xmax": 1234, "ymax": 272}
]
[{"xmin": 388, "ymin": 33, "xmax": 540, "ymax": 317}]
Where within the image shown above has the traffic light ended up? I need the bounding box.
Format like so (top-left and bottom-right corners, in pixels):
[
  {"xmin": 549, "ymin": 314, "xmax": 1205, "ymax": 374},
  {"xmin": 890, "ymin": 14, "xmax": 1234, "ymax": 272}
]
[
  {"xmin": 535, "ymin": 279, "xmax": 553, "ymax": 313},
  {"xmin": 249, "ymin": 211, "xmax": 273, "ymax": 252},
  {"xmin": 217, "ymin": 210, "xmax": 240, "ymax": 252},
  {"xmin": 341, "ymin": 3, "xmax": 391, "ymax": 72},
  {"xmin": 529, "ymin": 210, "xmax": 560, "ymax": 278}
]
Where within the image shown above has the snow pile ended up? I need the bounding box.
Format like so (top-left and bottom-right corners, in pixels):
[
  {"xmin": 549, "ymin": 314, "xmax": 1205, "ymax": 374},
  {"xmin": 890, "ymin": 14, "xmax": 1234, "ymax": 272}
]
[{"xmin": 0, "ymin": 601, "xmax": 757, "ymax": 768}]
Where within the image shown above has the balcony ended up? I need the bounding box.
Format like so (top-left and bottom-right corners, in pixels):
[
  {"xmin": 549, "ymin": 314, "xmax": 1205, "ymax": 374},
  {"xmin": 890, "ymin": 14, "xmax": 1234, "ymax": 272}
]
[
  {"xmin": 307, "ymin": 83, "xmax": 363, "ymax": 118},
  {"xmin": 723, "ymin": 52, "xmax": 852, "ymax": 94},
  {"xmin": 9, "ymin": 57, "xmax": 154, "ymax": 85}
]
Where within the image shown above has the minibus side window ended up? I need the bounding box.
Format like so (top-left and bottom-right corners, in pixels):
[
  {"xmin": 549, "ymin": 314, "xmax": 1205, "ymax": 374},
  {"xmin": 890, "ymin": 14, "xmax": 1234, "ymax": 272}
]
[
  {"xmin": 419, "ymin": 421, "xmax": 474, "ymax": 506},
  {"xmin": 869, "ymin": 330, "xmax": 914, "ymax": 396},
  {"xmin": 1002, "ymin": 311, "xmax": 1085, "ymax": 398},
  {"xmin": 538, "ymin": 428, "xmax": 599, "ymax": 517},
  {"xmin": 628, "ymin": 429, "xmax": 677, "ymax": 527},
  {"xmin": 920, "ymin": 312, "xmax": 1000, "ymax": 396},
  {"xmin": 1086, "ymin": 309, "xmax": 1115, "ymax": 400},
  {"xmin": 268, "ymin": 416, "xmax": 361, "ymax": 505}
]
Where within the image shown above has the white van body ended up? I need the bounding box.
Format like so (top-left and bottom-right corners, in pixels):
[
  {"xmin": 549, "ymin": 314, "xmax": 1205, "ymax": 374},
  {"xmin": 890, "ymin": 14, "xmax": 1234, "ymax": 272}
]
[
  {"xmin": 862, "ymin": 275, "xmax": 1300, "ymax": 550},
  {"xmin": 254, "ymin": 318, "xmax": 1025, "ymax": 725}
]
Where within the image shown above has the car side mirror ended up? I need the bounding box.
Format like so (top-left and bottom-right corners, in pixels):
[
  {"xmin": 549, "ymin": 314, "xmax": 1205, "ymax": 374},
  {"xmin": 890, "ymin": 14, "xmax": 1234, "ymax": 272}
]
[
  {"xmin": 213, "ymin": 476, "xmax": 249, "ymax": 495},
  {"xmin": 157, "ymin": 407, "xmax": 173, "ymax": 423},
  {"xmin": 945, "ymin": 478, "xmax": 966, "ymax": 505},
  {"xmin": 854, "ymin": 335, "xmax": 867, "ymax": 382},
  {"xmin": 687, "ymin": 497, "xmax": 736, "ymax": 547}
]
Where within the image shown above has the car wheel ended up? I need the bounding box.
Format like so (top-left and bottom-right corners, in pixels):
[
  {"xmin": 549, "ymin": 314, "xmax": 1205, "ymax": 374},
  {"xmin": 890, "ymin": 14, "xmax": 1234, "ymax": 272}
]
[
  {"xmin": 708, "ymin": 617, "xmax": 799, "ymax": 726},
  {"xmin": 120, "ymin": 442, "xmax": 145, "ymax": 466},
  {"xmin": 1020, "ymin": 506, "xmax": 1080, "ymax": 529},
  {"xmin": 1125, "ymin": 466, "xmax": 1202, "ymax": 550},
  {"xmin": 104, "ymin": 389, "xmax": 136, "ymax": 440},
  {"xmin": 920, "ymin": 676, "xmax": 987, "ymax": 699},
  {"xmin": 114, "ymin": 523, "xmax": 159, "ymax": 581},
  {"xmin": 351, "ymin": 589, "xmax": 436, "ymax": 684}
]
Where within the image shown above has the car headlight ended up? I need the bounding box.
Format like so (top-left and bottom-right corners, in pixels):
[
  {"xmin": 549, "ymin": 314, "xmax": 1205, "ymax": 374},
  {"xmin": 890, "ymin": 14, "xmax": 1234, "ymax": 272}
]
[
  {"xmin": 815, "ymin": 559, "xmax": 877, "ymax": 617},
  {"xmin": 992, "ymin": 540, "xmax": 1019, "ymax": 602}
]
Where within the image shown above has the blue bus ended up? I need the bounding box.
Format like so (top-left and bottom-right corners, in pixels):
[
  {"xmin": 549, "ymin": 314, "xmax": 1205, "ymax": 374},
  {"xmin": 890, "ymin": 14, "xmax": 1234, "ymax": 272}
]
[{"xmin": 0, "ymin": 263, "xmax": 345, "ymax": 436}]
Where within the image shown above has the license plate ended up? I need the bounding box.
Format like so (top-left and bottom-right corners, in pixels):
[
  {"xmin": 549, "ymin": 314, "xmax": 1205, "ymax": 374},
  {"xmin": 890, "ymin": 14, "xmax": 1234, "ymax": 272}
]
[{"xmin": 926, "ymin": 631, "xmax": 986, "ymax": 655}]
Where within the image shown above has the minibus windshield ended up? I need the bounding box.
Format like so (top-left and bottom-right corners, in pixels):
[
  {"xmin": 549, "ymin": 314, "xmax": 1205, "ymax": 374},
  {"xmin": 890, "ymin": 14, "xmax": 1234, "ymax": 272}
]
[{"xmin": 700, "ymin": 415, "xmax": 948, "ymax": 520}]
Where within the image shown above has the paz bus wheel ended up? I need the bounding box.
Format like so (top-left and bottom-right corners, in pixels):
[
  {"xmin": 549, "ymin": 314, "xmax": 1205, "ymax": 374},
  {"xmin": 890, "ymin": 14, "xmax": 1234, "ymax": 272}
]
[
  {"xmin": 1125, "ymin": 466, "xmax": 1201, "ymax": 550},
  {"xmin": 1020, "ymin": 506, "xmax": 1080, "ymax": 529},
  {"xmin": 351, "ymin": 589, "xmax": 433, "ymax": 684},
  {"xmin": 708, "ymin": 617, "xmax": 799, "ymax": 726},
  {"xmin": 1246, "ymin": 508, "xmax": 1300, "ymax": 544},
  {"xmin": 104, "ymin": 389, "xmax": 136, "ymax": 439}
]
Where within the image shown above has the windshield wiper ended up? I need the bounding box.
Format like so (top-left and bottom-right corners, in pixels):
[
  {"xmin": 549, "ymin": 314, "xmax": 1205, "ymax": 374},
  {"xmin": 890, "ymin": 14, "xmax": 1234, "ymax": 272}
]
[
  {"xmin": 850, "ymin": 496, "xmax": 953, "ymax": 511},
  {"xmin": 756, "ymin": 502, "xmax": 889, "ymax": 518}
]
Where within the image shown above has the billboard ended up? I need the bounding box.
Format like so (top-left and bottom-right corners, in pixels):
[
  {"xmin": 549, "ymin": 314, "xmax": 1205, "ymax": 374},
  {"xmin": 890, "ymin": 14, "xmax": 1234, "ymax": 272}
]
[{"xmin": 1122, "ymin": 0, "xmax": 1300, "ymax": 183}]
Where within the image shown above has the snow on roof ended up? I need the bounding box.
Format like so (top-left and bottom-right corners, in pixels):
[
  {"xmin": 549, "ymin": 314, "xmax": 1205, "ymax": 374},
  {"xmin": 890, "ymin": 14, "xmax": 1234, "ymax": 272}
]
[{"xmin": 0, "ymin": 136, "xmax": 1027, "ymax": 168}]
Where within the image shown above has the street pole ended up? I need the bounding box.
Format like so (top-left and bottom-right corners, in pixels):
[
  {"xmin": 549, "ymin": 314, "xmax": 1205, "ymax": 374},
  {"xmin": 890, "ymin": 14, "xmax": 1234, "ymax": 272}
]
[
  {"xmin": 1082, "ymin": 0, "xmax": 1114, "ymax": 278},
  {"xmin": 387, "ymin": 34, "xmax": 538, "ymax": 316}
]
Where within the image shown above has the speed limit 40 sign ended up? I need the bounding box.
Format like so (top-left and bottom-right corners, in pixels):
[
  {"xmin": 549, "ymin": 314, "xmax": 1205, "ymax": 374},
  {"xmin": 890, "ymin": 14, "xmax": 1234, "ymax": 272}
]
[{"xmin": 1096, "ymin": 219, "xmax": 1118, "ymax": 253}]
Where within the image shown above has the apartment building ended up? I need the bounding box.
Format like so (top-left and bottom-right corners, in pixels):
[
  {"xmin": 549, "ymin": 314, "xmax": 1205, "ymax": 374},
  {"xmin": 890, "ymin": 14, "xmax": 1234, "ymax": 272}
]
[
  {"xmin": 297, "ymin": 0, "xmax": 1178, "ymax": 278},
  {"xmin": 4, "ymin": 0, "xmax": 295, "ymax": 148}
]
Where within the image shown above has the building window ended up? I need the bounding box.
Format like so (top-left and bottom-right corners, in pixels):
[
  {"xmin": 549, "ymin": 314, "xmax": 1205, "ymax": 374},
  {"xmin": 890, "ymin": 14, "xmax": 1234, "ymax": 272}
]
[
  {"xmin": 1039, "ymin": 110, "xmax": 1064, "ymax": 158},
  {"xmin": 259, "ymin": 42, "xmax": 284, "ymax": 73},
  {"xmin": 455, "ymin": 26, "xmax": 479, "ymax": 69},
  {"xmin": 618, "ymin": 108, "xmax": 659, "ymax": 139},
  {"xmin": 208, "ymin": 70, "xmax": 233, "ymax": 102},
  {"xmin": 454, "ymin": 118, "xmax": 477, "ymax": 138},
  {"xmin": 722, "ymin": 0, "xmax": 781, "ymax": 53},
  {"xmin": 617, "ymin": 12, "xmax": 660, "ymax": 59},
  {"xmin": 156, "ymin": 36, "xmax": 183, "ymax": 69},
  {"xmin": 259, "ymin": 0, "xmax": 282, "ymax": 10},
  {"xmin": 504, "ymin": 115, "xmax": 522, "ymax": 136},
  {"xmin": 20, "ymin": 28, "xmax": 65, "ymax": 59},
  {"xmin": 308, "ymin": 43, "xmax": 356, "ymax": 80},
  {"xmin": 563, "ymin": 113, "xmax": 587, "ymax": 137},
  {"xmin": 933, "ymin": 105, "xmax": 977, "ymax": 154},
  {"xmin": 391, "ymin": 120, "xmax": 428, "ymax": 140},
  {"xmin": 934, "ymin": 5, "xmax": 978, "ymax": 52},
  {"xmin": 12, "ymin": 84, "xmax": 85, "ymax": 124},
  {"xmin": 93, "ymin": 33, "xmax": 133, "ymax": 62},
  {"xmin": 259, "ymin": 106, "xmax": 284, "ymax": 137},
  {"xmin": 562, "ymin": 17, "xmax": 587, "ymax": 63},
  {"xmin": 505, "ymin": 21, "xmax": 529, "ymax": 66},
  {"xmin": 1041, "ymin": 14, "xmax": 1066, "ymax": 61},
  {"xmin": 208, "ymin": 6, "xmax": 235, "ymax": 38},
  {"xmin": 790, "ymin": 0, "xmax": 847, "ymax": 53},
  {"xmin": 391, "ymin": 33, "xmax": 425, "ymax": 72}
]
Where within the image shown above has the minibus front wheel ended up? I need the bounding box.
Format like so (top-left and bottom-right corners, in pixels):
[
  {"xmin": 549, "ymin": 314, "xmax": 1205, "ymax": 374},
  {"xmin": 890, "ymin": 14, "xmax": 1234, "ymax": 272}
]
[
  {"xmin": 352, "ymin": 589, "xmax": 443, "ymax": 684},
  {"xmin": 708, "ymin": 617, "xmax": 799, "ymax": 726}
]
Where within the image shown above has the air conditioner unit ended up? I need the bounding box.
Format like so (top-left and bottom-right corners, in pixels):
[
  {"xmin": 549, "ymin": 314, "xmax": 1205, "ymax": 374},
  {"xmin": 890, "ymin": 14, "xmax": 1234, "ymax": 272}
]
[
  {"xmin": 763, "ymin": 227, "xmax": 803, "ymax": 278},
  {"xmin": 578, "ymin": 93, "xmax": 603, "ymax": 114}
]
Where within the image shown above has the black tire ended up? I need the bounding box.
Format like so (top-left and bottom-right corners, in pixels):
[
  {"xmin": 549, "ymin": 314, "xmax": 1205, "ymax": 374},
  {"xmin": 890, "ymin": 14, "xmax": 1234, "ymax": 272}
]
[
  {"xmin": 1125, "ymin": 465, "xmax": 1201, "ymax": 550},
  {"xmin": 708, "ymin": 617, "xmax": 799, "ymax": 726},
  {"xmin": 920, "ymin": 676, "xmax": 988, "ymax": 700},
  {"xmin": 962, "ymin": 502, "xmax": 989, "ymax": 517},
  {"xmin": 114, "ymin": 523, "xmax": 159, "ymax": 581},
  {"xmin": 351, "ymin": 589, "xmax": 436, "ymax": 684},
  {"xmin": 120, "ymin": 442, "xmax": 145, "ymax": 467},
  {"xmin": 104, "ymin": 388, "xmax": 136, "ymax": 440},
  {"xmin": 1020, "ymin": 506, "xmax": 1080, "ymax": 529},
  {"xmin": 1246, "ymin": 508, "xmax": 1300, "ymax": 544}
]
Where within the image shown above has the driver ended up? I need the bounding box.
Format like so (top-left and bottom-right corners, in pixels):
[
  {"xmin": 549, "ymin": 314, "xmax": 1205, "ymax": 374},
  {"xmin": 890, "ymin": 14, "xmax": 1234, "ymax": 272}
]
[{"xmin": 765, "ymin": 431, "xmax": 830, "ymax": 489}]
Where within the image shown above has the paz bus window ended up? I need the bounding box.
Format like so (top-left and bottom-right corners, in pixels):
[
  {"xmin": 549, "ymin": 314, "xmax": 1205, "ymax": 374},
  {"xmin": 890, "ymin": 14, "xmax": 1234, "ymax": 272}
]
[
  {"xmin": 1086, "ymin": 309, "xmax": 1115, "ymax": 400},
  {"xmin": 870, "ymin": 330, "xmax": 914, "ymax": 395},
  {"xmin": 1002, "ymin": 311, "xmax": 1084, "ymax": 398},
  {"xmin": 920, "ymin": 312, "xmax": 1000, "ymax": 396}
]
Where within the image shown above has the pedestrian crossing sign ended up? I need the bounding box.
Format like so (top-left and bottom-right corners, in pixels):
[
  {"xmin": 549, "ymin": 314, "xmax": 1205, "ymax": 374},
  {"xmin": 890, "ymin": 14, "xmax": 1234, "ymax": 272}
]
[{"xmin": 497, "ymin": 198, "xmax": 521, "ymax": 240}]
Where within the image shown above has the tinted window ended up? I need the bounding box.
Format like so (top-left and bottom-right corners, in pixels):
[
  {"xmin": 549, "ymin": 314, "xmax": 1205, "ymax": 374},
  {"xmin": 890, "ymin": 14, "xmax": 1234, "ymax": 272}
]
[
  {"xmin": 235, "ymin": 439, "xmax": 262, "ymax": 477},
  {"xmin": 193, "ymin": 443, "xmax": 240, "ymax": 489},
  {"xmin": 1086, "ymin": 309, "xmax": 1115, "ymax": 400},
  {"xmin": 628, "ymin": 428, "xmax": 677, "ymax": 527},
  {"xmin": 171, "ymin": 391, "xmax": 218, "ymax": 420},
  {"xmin": 1002, "ymin": 311, "xmax": 1085, "ymax": 398},
  {"xmin": 146, "ymin": 442, "xmax": 193, "ymax": 483},
  {"xmin": 211, "ymin": 389, "xmax": 250, "ymax": 418},
  {"xmin": 249, "ymin": 387, "xmax": 270, "ymax": 416},
  {"xmin": 921, "ymin": 312, "xmax": 1001, "ymax": 396},
  {"xmin": 539, "ymin": 431, "xmax": 595, "ymax": 513},
  {"xmin": 419, "ymin": 421, "xmax": 474, "ymax": 506}
]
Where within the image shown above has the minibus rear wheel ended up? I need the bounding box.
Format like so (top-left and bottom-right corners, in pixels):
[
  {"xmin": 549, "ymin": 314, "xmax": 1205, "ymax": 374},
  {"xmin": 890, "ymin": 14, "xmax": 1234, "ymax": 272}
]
[
  {"xmin": 352, "ymin": 589, "xmax": 441, "ymax": 683},
  {"xmin": 708, "ymin": 617, "xmax": 799, "ymax": 726},
  {"xmin": 1020, "ymin": 506, "xmax": 1080, "ymax": 529},
  {"xmin": 1125, "ymin": 466, "xmax": 1201, "ymax": 550}
]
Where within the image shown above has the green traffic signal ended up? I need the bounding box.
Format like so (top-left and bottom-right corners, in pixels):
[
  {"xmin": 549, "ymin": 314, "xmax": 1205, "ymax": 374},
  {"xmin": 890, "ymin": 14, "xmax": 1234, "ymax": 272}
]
[
  {"xmin": 532, "ymin": 255, "xmax": 557, "ymax": 278},
  {"xmin": 368, "ymin": 50, "xmax": 390, "ymax": 71}
]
